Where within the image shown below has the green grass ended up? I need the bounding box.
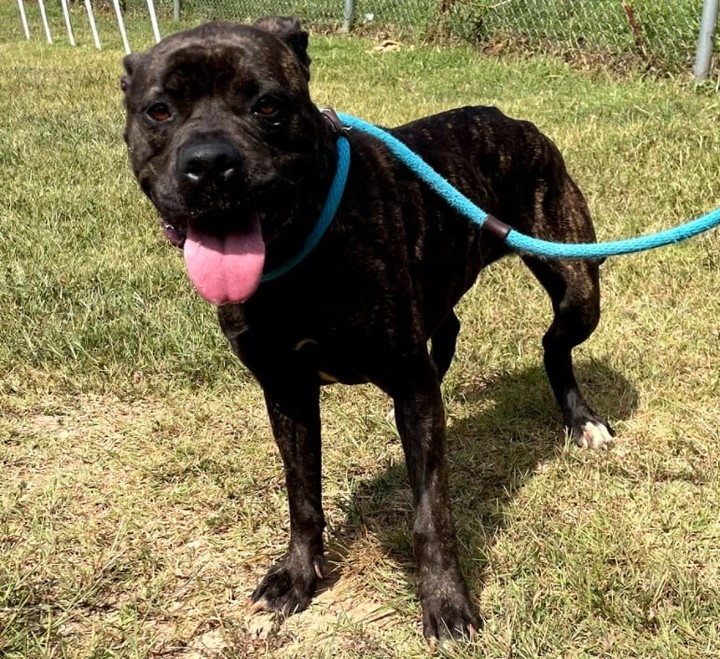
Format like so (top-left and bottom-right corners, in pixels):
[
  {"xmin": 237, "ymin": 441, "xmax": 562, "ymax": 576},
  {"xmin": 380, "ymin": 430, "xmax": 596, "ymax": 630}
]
[{"xmin": 2, "ymin": 11, "xmax": 720, "ymax": 659}]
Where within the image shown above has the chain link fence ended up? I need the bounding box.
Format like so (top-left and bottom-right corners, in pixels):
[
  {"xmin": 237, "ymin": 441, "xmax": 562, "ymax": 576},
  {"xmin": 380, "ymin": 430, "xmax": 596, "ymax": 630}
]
[
  {"xmin": 91, "ymin": 1, "xmax": 711, "ymax": 71},
  {"xmin": 441, "ymin": 1, "xmax": 701, "ymax": 69}
]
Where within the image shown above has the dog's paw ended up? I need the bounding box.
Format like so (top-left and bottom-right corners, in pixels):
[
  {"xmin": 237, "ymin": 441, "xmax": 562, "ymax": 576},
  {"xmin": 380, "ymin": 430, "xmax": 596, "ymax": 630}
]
[
  {"xmin": 421, "ymin": 592, "xmax": 479, "ymax": 649},
  {"xmin": 419, "ymin": 573, "xmax": 479, "ymax": 648},
  {"xmin": 248, "ymin": 554, "xmax": 323, "ymax": 618},
  {"xmin": 572, "ymin": 419, "xmax": 615, "ymax": 449}
]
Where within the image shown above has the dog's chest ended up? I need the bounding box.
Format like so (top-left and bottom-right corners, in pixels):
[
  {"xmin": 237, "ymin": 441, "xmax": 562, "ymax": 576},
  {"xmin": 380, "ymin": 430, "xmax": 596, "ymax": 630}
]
[
  {"xmin": 219, "ymin": 303, "xmax": 372, "ymax": 385},
  {"xmin": 291, "ymin": 336, "xmax": 368, "ymax": 384}
]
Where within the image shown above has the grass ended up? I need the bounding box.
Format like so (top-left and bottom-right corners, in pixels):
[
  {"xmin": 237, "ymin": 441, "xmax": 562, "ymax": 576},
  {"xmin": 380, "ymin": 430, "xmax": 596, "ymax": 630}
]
[{"xmin": 2, "ymin": 8, "xmax": 720, "ymax": 659}]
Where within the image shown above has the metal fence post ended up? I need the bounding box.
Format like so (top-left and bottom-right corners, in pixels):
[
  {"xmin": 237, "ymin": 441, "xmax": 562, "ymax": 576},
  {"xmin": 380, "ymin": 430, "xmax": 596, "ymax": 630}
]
[
  {"xmin": 342, "ymin": 0, "xmax": 354, "ymax": 33},
  {"xmin": 694, "ymin": 0, "xmax": 719, "ymax": 81},
  {"xmin": 16, "ymin": 0, "xmax": 30, "ymax": 39}
]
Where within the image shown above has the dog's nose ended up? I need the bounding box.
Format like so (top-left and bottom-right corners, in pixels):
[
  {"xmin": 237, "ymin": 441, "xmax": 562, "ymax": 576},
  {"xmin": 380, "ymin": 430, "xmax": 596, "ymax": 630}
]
[{"xmin": 177, "ymin": 141, "xmax": 242, "ymax": 188}]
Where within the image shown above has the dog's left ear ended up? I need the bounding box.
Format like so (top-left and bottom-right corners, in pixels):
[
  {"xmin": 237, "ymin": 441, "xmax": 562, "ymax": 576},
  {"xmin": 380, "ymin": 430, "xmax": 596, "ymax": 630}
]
[
  {"xmin": 253, "ymin": 16, "xmax": 311, "ymax": 80},
  {"xmin": 121, "ymin": 53, "xmax": 143, "ymax": 93}
]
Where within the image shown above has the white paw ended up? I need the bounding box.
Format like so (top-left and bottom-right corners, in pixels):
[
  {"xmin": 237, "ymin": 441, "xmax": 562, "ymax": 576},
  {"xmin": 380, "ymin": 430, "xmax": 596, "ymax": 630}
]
[{"xmin": 575, "ymin": 421, "xmax": 614, "ymax": 449}]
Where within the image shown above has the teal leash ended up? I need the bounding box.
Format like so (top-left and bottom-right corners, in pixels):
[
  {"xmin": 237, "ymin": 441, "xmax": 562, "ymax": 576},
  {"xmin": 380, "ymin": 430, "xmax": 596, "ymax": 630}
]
[
  {"xmin": 261, "ymin": 110, "xmax": 720, "ymax": 282},
  {"xmin": 337, "ymin": 112, "xmax": 720, "ymax": 260},
  {"xmin": 261, "ymin": 133, "xmax": 351, "ymax": 282}
]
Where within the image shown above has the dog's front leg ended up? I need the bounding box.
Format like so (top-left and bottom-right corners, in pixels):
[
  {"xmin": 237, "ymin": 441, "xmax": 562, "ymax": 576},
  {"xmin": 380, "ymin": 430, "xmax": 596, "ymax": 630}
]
[
  {"xmin": 392, "ymin": 356, "xmax": 478, "ymax": 645},
  {"xmin": 249, "ymin": 378, "xmax": 325, "ymax": 617}
]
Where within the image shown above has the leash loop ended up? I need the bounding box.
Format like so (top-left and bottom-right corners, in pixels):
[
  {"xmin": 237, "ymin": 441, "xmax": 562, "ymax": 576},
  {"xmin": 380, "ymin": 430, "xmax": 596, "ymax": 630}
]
[
  {"xmin": 261, "ymin": 133, "xmax": 351, "ymax": 282},
  {"xmin": 260, "ymin": 108, "xmax": 720, "ymax": 283}
]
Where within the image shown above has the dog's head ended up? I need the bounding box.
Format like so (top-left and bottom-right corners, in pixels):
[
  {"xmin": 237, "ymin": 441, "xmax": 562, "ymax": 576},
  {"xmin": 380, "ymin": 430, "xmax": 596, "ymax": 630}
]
[{"xmin": 122, "ymin": 18, "xmax": 329, "ymax": 305}]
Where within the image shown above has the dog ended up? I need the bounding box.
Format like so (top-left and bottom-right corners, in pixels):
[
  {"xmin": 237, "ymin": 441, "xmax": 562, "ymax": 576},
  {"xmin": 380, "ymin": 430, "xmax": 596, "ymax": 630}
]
[{"xmin": 121, "ymin": 17, "xmax": 613, "ymax": 644}]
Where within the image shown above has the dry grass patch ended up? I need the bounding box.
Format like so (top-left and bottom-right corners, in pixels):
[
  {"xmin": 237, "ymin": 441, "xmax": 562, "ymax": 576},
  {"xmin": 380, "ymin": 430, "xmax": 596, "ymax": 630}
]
[{"xmin": 0, "ymin": 389, "xmax": 427, "ymax": 656}]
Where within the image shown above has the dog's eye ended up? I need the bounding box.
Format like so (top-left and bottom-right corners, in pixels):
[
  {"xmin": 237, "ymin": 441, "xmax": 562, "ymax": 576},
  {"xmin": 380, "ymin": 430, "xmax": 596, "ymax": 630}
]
[
  {"xmin": 146, "ymin": 102, "xmax": 172, "ymax": 123},
  {"xmin": 253, "ymin": 98, "xmax": 283, "ymax": 122}
]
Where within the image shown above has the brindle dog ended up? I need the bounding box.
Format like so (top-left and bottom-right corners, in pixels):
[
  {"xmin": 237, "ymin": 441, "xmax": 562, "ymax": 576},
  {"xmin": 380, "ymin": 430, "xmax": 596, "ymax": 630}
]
[{"xmin": 121, "ymin": 17, "xmax": 614, "ymax": 644}]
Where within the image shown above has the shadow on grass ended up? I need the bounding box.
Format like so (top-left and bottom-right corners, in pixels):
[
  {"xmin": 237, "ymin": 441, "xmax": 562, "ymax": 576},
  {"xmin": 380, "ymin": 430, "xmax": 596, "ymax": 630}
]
[{"xmin": 321, "ymin": 359, "xmax": 638, "ymax": 611}]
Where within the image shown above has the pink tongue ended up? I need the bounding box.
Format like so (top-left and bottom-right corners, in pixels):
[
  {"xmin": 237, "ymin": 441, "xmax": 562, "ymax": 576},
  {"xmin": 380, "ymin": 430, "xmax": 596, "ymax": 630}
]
[{"xmin": 183, "ymin": 214, "xmax": 265, "ymax": 305}]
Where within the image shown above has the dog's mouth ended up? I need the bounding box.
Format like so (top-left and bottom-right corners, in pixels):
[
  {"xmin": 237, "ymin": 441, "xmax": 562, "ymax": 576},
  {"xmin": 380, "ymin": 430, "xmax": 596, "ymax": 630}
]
[
  {"xmin": 162, "ymin": 211, "xmax": 266, "ymax": 306},
  {"xmin": 162, "ymin": 220, "xmax": 187, "ymax": 249}
]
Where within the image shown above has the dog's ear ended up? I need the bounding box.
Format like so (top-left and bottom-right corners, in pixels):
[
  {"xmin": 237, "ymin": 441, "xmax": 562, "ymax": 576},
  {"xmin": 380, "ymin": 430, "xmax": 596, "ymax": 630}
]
[
  {"xmin": 121, "ymin": 53, "xmax": 142, "ymax": 93},
  {"xmin": 253, "ymin": 16, "xmax": 311, "ymax": 79}
]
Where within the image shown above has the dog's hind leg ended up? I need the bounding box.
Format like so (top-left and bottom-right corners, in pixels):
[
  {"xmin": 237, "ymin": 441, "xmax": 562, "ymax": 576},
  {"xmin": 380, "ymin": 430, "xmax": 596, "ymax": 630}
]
[
  {"xmin": 430, "ymin": 311, "xmax": 461, "ymax": 382},
  {"xmin": 522, "ymin": 256, "xmax": 614, "ymax": 448}
]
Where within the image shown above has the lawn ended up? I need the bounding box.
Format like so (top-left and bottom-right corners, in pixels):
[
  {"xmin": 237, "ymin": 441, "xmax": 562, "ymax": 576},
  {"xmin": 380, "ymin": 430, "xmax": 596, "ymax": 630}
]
[{"xmin": 1, "ymin": 8, "xmax": 720, "ymax": 659}]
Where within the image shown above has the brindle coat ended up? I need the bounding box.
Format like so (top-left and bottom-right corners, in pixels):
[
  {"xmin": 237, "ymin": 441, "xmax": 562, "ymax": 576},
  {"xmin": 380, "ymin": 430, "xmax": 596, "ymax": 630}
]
[{"xmin": 122, "ymin": 17, "xmax": 613, "ymax": 643}]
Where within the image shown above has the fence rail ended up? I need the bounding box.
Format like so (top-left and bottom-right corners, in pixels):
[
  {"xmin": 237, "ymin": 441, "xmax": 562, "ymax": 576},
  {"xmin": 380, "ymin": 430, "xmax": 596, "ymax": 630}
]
[{"xmin": 9, "ymin": 1, "xmax": 719, "ymax": 75}]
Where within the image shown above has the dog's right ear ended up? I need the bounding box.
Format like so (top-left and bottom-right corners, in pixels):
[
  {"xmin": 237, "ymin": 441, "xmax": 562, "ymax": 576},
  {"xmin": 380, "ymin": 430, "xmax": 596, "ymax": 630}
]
[
  {"xmin": 253, "ymin": 16, "xmax": 311, "ymax": 80},
  {"xmin": 121, "ymin": 53, "xmax": 142, "ymax": 93}
]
